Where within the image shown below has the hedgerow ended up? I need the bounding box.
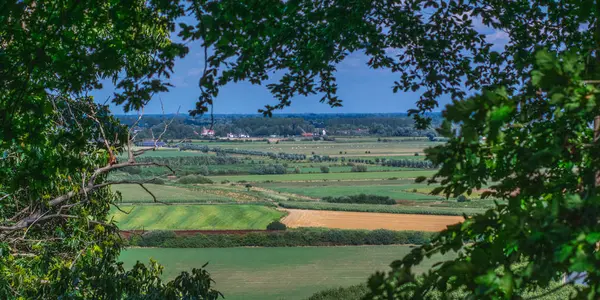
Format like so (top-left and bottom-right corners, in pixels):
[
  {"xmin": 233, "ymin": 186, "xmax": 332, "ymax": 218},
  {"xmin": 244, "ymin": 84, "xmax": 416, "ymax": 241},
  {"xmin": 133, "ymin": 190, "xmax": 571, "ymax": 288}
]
[{"xmin": 127, "ymin": 228, "xmax": 434, "ymax": 248}]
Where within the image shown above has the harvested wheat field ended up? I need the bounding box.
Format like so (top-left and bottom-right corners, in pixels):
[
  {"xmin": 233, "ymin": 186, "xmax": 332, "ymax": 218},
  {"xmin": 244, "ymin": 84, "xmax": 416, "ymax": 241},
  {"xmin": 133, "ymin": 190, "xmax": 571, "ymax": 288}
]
[{"xmin": 281, "ymin": 209, "xmax": 463, "ymax": 231}]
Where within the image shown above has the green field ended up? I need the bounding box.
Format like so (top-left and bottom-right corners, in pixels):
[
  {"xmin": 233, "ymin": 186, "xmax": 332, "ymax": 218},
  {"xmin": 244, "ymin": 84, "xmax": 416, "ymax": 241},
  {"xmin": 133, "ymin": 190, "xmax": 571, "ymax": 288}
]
[
  {"xmin": 110, "ymin": 205, "xmax": 284, "ymax": 230},
  {"xmin": 186, "ymin": 139, "xmax": 441, "ymax": 156},
  {"xmin": 259, "ymin": 181, "xmax": 443, "ymax": 201},
  {"xmin": 208, "ymin": 170, "xmax": 436, "ymax": 183},
  {"xmin": 279, "ymin": 201, "xmax": 483, "ymax": 216},
  {"xmin": 113, "ymin": 184, "xmax": 239, "ymax": 203},
  {"xmin": 120, "ymin": 245, "xmax": 453, "ymax": 300}
]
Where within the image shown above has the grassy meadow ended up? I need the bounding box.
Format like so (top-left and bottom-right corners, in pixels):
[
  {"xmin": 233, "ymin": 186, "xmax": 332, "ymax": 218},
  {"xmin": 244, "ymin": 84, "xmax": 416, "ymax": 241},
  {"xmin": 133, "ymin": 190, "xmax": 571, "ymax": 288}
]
[{"xmin": 120, "ymin": 245, "xmax": 454, "ymax": 300}]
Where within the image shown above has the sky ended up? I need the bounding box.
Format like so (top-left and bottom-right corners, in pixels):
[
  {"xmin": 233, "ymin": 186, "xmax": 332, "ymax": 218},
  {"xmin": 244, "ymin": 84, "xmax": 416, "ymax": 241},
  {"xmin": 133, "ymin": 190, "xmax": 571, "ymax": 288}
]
[{"xmin": 94, "ymin": 14, "xmax": 508, "ymax": 116}]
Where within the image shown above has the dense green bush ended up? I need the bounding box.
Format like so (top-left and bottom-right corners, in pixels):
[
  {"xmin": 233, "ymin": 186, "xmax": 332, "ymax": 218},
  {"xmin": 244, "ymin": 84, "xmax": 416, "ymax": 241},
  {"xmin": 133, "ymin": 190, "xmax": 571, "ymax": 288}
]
[
  {"xmin": 177, "ymin": 175, "xmax": 213, "ymax": 184},
  {"xmin": 351, "ymin": 165, "xmax": 368, "ymax": 172},
  {"xmin": 322, "ymin": 194, "xmax": 396, "ymax": 205},
  {"xmin": 266, "ymin": 221, "xmax": 287, "ymax": 230},
  {"xmin": 320, "ymin": 166, "xmax": 330, "ymax": 173},
  {"xmin": 134, "ymin": 230, "xmax": 177, "ymax": 247},
  {"xmin": 279, "ymin": 201, "xmax": 482, "ymax": 216},
  {"xmin": 128, "ymin": 228, "xmax": 434, "ymax": 248},
  {"xmin": 148, "ymin": 177, "xmax": 165, "ymax": 185},
  {"xmin": 307, "ymin": 285, "xmax": 368, "ymax": 300},
  {"xmin": 456, "ymin": 195, "xmax": 469, "ymax": 202}
]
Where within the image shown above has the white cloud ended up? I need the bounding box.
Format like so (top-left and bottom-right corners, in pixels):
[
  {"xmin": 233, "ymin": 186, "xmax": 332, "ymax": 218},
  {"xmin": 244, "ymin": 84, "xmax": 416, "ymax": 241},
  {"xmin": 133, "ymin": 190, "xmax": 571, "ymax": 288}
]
[
  {"xmin": 485, "ymin": 30, "xmax": 510, "ymax": 50},
  {"xmin": 187, "ymin": 68, "xmax": 203, "ymax": 76},
  {"xmin": 170, "ymin": 76, "xmax": 190, "ymax": 88}
]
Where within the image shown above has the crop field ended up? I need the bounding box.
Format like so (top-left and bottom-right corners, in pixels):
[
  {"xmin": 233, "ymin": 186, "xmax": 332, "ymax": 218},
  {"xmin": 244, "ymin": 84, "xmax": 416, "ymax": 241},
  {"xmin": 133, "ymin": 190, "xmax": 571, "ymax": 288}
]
[
  {"xmin": 278, "ymin": 201, "xmax": 483, "ymax": 216},
  {"xmin": 281, "ymin": 209, "xmax": 463, "ymax": 231},
  {"xmin": 110, "ymin": 205, "xmax": 284, "ymax": 230},
  {"xmin": 120, "ymin": 245, "xmax": 455, "ymax": 300},
  {"xmin": 186, "ymin": 139, "xmax": 442, "ymax": 157},
  {"xmin": 258, "ymin": 180, "xmax": 443, "ymax": 200},
  {"xmin": 208, "ymin": 169, "xmax": 436, "ymax": 183},
  {"xmin": 113, "ymin": 184, "xmax": 242, "ymax": 203}
]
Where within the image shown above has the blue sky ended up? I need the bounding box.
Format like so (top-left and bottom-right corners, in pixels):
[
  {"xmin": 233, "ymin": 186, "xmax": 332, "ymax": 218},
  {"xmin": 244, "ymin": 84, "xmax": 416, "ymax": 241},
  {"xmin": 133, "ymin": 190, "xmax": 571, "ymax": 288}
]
[{"xmin": 96, "ymin": 15, "xmax": 508, "ymax": 116}]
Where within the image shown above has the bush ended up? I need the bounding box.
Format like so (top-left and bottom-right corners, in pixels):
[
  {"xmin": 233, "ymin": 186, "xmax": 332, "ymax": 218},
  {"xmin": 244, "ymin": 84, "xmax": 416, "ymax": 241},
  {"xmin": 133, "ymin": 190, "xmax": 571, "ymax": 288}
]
[
  {"xmin": 307, "ymin": 284, "xmax": 368, "ymax": 300},
  {"xmin": 148, "ymin": 177, "xmax": 165, "ymax": 185},
  {"xmin": 198, "ymin": 165, "xmax": 210, "ymax": 176},
  {"xmin": 322, "ymin": 194, "xmax": 396, "ymax": 205},
  {"xmin": 123, "ymin": 166, "xmax": 142, "ymax": 175},
  {"xmin": 456, "ymin": 195, "xmax": 469, "ymax": 202},
  {"xmin": 351, "ymin": 165, "xmax": 368, "ymax": 172},
  {"xmin": 266, "ymin": 221, "xmax": 287, "ymax": 231},
  {"xmin": 414, "ymin": 152, "xmax": 419, "ymax": 156},
  {"xmin": 320, "ymin": 166, "xmax": 330, "ymax": 173},
  {"xmin": 136, "ymin": 231, "xmax": 177, "ymax": 247},
  {"xmin": 220, "ymin": 180, "xmax": 230, "ymax": 184},
  {"xmin": 177, "ymin": 175, "xmax": 213, "ymax": 184}
]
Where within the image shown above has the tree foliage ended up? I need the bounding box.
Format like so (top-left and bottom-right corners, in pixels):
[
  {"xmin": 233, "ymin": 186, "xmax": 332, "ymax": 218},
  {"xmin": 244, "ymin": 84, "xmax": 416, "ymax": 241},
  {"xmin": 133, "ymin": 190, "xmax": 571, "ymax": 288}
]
[
  {"xmin": 185, "ymin": 0, "xmax": 600, "ymax": 299},
  {"xmin": 0, "ymin": 1, "xmax": 220, "ymax": 298}
]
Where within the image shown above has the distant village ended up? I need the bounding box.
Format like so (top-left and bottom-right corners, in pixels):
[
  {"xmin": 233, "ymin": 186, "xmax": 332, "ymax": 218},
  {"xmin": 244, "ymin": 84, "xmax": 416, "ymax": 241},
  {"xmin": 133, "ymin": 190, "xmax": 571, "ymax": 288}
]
[{"xmin": 135, "ymin": 127, "xmax": 328, "ymax": 147}]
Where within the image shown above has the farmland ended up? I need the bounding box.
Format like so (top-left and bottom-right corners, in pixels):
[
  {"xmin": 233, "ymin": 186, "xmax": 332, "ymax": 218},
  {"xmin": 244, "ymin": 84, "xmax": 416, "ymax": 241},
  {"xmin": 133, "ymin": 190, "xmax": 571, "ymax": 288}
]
[
  {"xmin": 257, "ymin": 180, "xmax": 443, "ymax": 200},
  {"xmin": 109, "ymin": 131, "xmax": 497, "ymax": 299},
  {"xmin": 120, "ymin": 245, "xmax": 454, "ymax": 300},
  {"xmin": 281, "ymin": 209, "xmax": 463, "ymax": 231},
  {"xmin": 111, "ymin": 205, "xmax": 284, "ymax": 230},
  {"xmin": 207, "ymin": 169, "xmax": 436, "ymax": 183}
]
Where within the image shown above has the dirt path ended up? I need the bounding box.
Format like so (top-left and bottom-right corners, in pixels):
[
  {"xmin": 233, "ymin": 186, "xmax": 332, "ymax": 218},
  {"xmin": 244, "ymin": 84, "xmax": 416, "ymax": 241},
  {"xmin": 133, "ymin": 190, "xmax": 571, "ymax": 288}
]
[{"xmin": 281, "ymin": 209, "xmax": 463, "ymax": 232}]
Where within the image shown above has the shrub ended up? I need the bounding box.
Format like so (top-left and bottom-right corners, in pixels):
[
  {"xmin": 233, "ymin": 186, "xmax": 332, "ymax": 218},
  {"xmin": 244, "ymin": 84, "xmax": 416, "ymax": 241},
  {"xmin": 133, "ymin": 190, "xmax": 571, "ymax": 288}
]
[
  {"xmin": 266, "ymin": 221, "xmax": 287, "ymax": 231},
  {"xmin": 320, "ymin": 166, "xmax": 330, "ymax": 173},
  {"xmin": 123, "ymin": 166, "xmax": 142, "ymax": 175},
  {"xmin": 245, "ymin": 183, "xmax": 252, "ymax": 191},
  {"xmin": 136, "ymin": 231, "xmax": 177, "ymax": 247},
  {"xmin": 456, "ymin": 195, "xmax": 469, "ymax": 202},
  {"xmin": 220, "ymin": 180, "xmax": 230, "ymax": 184},
  {"xmin": 294, "ymin": 167, "xmax": 301, "ymax": 174},
  {"xmin": 177, "ymin": 175, "xmax": 213, "ymax": 184},
  {"xmin": 351, "ymin": 165, "xmax": 368, "ymax": 172},
  {"xmin": 307, "ymin": 284, "xmax": 368, "ymax": 300},
  {"xmin": 149, "ymin": 177, "xmax": 165, "ymax": 185},
  {"xmin": 198, "ymin": 165, "xmax": 209, "ymax": 176},
  {"xmin": 414, "ymin": 152, "xmax": 419, "ymax": 156},
  {"xmin": 322, "ymin": 194, "xmax": 396, "ymax": 205}
]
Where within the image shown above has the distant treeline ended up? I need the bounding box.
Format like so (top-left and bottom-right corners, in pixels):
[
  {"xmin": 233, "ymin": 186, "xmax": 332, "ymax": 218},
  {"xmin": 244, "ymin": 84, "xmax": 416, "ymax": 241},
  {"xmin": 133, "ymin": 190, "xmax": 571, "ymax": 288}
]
[
  {"xmin": 322, "ymin": 194, "xmax": 397, "ymax": 205},
  {"xmin": 118, "ymin": 114, "xmax": 440, "ymax": 138}
]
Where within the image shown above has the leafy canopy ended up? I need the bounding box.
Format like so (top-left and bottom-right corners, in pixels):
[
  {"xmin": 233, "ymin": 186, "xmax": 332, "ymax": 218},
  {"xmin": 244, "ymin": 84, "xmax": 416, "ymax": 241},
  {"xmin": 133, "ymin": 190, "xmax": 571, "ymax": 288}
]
[{"xmin": 184, "ymin": 0, "xmax": 600, "ymax": 299}]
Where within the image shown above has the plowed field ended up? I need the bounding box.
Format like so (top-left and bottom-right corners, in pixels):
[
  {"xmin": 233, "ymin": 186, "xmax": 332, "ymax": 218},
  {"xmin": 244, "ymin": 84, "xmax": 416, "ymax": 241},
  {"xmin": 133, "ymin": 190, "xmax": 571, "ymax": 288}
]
[{"xmin": 281, "ymin": 209, "xmax": 463, "ymax": 231}]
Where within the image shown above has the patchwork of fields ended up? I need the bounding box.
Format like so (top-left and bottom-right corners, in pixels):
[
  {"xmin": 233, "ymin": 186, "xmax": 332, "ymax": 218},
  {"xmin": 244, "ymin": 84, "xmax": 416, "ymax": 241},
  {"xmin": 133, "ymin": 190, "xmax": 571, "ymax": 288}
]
[{"xmin": 112, "ymin": 137, "xmax": 498, "ymax": 298}]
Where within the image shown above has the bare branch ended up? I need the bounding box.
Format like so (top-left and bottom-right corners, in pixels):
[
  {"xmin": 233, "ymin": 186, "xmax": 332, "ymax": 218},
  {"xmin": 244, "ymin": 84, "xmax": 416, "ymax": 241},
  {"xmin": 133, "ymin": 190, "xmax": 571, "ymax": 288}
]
[
  {"xmin": 86, "ymin": 161, "xmax": 174, "ymax": 188},
  {"xmin": 112, "ymin": 203, "xmax": 133, "ymax": 215}
]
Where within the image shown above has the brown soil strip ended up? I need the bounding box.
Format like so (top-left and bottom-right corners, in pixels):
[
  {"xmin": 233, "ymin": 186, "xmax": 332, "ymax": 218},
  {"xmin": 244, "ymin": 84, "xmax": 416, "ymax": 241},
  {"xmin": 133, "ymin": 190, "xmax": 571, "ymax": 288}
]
[{"xmin": 281, "ymin": 209, "xmax": 463, "ymax": 232}]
